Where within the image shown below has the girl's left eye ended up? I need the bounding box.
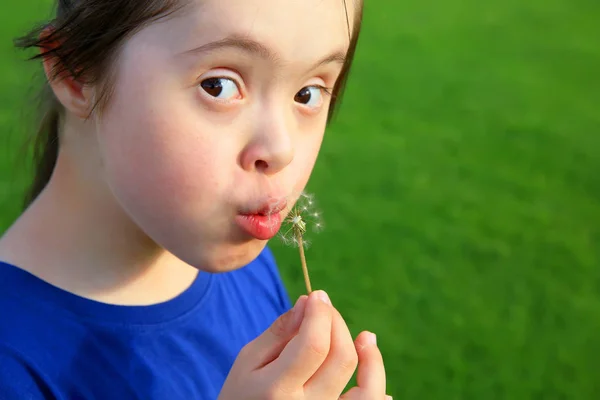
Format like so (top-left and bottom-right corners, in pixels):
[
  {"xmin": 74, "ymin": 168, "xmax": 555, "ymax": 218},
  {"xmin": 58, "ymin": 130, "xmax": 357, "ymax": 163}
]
[
  {"xmin": 200, "ymin": 77, "xmax": 241, "ymax": 100},
  {"xmin": 294, "ymin": 86, "xmax": 326, "ymax": 108}
]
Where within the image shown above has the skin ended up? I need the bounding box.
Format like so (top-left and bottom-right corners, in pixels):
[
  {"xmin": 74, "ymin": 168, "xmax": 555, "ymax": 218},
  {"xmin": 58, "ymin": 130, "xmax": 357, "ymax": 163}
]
[
  {"xmin": 0, "ymin": 0, "xmax": 389, "ymax": 397},
  {"xmin": 219, "ymin": 290, "xmax": 390, "ymax": 399},
  {"xmin": 0, "ymin": 0, "xmax": 353, "ymax": 304}
]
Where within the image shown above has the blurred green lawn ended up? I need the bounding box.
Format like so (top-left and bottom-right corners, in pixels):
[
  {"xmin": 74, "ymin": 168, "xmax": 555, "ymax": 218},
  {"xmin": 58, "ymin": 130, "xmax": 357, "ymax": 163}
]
[{"xmin": 2, "ymin": 0, "xmax": 600, "ymax": 398}]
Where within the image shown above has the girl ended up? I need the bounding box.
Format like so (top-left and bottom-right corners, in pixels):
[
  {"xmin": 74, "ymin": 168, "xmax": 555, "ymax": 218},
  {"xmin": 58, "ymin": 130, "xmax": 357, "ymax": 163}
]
[{"xmin": 0, "ymin": 0, "xmax": 389, "ymax": 398}]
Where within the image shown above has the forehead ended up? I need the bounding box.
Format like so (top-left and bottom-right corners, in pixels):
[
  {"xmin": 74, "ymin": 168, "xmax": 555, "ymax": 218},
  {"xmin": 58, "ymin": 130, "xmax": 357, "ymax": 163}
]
[{"xmin": 161, "ymin": 0, "xmax": 357, "ymax": 62}]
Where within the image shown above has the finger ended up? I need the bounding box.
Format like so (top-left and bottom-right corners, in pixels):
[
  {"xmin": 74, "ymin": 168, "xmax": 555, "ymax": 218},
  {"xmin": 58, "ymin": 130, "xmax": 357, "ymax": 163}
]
[
  {"xmin": 240, "ymin": 295, "xmax": 308, "ymax": 370},
  {"xmin": 355, "ymin": 331, "xmax": 386, "ymax": 395},
  {"xmin": 304, "ymin": 307, "xmax": 358, "ymax": 398},
  {"xmin": 261, "ymin": 290, "xmax": 334, "ymax": 389},
  {"xmin": 340, "ymin": 387, "xmax": 393, "ymax": 400}
]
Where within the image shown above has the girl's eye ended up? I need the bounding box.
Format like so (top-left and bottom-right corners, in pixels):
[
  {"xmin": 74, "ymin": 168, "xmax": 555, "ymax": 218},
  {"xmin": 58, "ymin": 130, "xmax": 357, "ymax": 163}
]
[
  {"xmin": 200, "ymin": 77, "xmax": 240, "ymax": 100},
  {"xmin": 294, "ymin": 86, "xmax": 324, "ymax": 108}
]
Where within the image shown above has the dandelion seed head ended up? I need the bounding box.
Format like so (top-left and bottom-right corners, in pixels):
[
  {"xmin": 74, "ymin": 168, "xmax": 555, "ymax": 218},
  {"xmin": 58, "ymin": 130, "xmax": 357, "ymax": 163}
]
[{"xmin": 277, "ymin": 191, "xmax": 324, "ymax": 248}]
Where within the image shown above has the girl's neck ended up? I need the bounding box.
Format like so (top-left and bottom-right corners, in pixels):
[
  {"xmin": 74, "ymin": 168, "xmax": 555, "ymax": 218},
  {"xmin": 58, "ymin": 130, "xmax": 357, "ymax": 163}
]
[{"xmin": 0, "ymin": 151, "xmax": 199, "ymax": 306}]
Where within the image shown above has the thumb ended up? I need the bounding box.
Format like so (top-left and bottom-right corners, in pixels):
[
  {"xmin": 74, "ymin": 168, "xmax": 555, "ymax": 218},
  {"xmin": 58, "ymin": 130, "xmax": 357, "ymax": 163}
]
[{"xmin": 241, "ymin": 295, "xmax": 309, "ymax": 370}]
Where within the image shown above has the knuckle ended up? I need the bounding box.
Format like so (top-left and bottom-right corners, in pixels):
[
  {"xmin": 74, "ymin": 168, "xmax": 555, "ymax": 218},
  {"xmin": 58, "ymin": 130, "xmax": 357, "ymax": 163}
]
[
  {"xmin": 264, "ymin": 387, "xmax": 281, "ymax": 400},
  {"xmin": 265, "ymin": 382, "xmax": 300, "ymax": 400},
  {"xmin": 269, "ymin": 314, "xmax": 288, "ymax": 338},
  {"xmin": 339, "ymin": 347, "xmax": 359, "ymax": 372},
  {"xmin": 304, "ymin": 331, "xmax": 330, "ymax": 360},
  {"xmin": 264, "ymin": 388, "xmax": 280, "ymax": 400}
]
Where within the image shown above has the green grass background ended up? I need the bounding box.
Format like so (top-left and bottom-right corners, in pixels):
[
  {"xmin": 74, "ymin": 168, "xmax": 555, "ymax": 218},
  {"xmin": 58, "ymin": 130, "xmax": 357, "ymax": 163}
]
[{"xmin": 2, "ymin": 0, "xmax": 600, "ymax": 398}]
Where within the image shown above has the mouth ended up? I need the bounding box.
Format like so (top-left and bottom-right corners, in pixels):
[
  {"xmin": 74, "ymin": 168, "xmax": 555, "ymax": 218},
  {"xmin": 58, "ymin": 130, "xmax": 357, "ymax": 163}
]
[
  {"xmin": 239, "ymin": 199, "xmax": 288, "ymax": 216},
  {"xmin": 236, "ymin": 199, "xmax": 287, "ymax": 240}
]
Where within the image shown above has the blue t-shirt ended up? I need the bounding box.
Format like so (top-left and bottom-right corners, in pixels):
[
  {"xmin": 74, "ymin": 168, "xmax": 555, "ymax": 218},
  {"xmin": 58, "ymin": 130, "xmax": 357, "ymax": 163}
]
[{"xmin": 0, "ymin": 247, "xmax": 292, "ymax": 400}]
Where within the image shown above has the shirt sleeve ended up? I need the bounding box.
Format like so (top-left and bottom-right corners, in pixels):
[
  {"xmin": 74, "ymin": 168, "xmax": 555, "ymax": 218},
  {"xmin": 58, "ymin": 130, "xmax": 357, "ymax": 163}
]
[
  {"xmin": 260, "ymin": 246, "xmax": 293, "ymax": 313},
  {"xmin": 0, "ymin": 346, "xmax": 53, "ymax": 400}
]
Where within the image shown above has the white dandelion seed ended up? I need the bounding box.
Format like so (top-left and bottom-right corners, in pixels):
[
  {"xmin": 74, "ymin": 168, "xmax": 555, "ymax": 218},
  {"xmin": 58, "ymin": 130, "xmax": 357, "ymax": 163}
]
[{"xmin": 277, "ymin": 191, "xmax": 323, "ymax": 294}]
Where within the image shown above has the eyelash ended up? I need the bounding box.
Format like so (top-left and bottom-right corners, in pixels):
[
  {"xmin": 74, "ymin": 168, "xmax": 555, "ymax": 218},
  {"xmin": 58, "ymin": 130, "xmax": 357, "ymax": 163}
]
[
  {"xmin": 196, "ymin": 74, "xmax": 334, "ymax": 107},
  {"xmin": 313, "ymin": 85, "xmax": 333, "ymax": 96}
]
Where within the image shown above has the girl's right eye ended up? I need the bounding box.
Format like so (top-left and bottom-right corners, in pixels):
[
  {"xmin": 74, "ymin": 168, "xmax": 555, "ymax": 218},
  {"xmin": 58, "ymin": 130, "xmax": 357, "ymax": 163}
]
[{"xmin": 199, "ymin": 77, "xmax": 241, "ymax": 101}]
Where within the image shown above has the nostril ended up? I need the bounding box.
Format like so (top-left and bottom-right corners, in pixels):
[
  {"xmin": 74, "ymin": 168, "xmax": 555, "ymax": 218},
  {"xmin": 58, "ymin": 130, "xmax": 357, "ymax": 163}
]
[{"xmin": 255, "ymin": 160, "xmax": 268, "ymax": 171}]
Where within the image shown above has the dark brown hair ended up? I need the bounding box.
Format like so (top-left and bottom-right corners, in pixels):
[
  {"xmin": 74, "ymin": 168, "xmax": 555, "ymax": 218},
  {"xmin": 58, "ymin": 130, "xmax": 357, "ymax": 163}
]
[{"xmin": 15, "ymin": 0, "xmax": 364, "ymax": 207}]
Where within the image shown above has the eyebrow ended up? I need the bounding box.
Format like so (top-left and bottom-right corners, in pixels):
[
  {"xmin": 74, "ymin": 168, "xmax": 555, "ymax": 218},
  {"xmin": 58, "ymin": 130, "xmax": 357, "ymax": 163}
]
[{"xmin": 182, "ymin": 34, "xmax": 348, "ymax": 70}]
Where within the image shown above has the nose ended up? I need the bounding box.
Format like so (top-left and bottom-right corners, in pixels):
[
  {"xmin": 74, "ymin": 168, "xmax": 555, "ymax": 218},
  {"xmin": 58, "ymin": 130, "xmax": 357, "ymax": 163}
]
[{"xmin": 240, "ymin": 111, "xmax": 294, "ymax": 175}]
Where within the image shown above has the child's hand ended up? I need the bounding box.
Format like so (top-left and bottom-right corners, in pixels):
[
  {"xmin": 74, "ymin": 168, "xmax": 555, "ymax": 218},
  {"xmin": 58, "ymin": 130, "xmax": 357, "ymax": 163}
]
[{"xmin": 218, "ymin": 290, "xmax": 389, "ymax": 400}]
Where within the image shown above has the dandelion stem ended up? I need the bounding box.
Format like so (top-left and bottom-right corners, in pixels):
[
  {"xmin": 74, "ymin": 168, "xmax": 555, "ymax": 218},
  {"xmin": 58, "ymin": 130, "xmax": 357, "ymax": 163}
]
[{"xmin": 295, "ymin": 231, "xmax": 312, "ymax": 294}]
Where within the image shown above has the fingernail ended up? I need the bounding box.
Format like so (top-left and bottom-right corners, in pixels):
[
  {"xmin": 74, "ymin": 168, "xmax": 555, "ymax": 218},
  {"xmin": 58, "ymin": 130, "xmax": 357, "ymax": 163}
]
[
  {"xmin": 365, "ymin": 332, "xmax": 377, "ymax": 346},
  {"xmin": 292, "ymin": 296, "xmax": 302, "ymax": 311},
  {"xmin": 385, "ymin": 396, "xmax": 393, "ymax": 400},
  {"xmin": 316, "ymin": 290, "xmax": 331, "ymax": 305}
]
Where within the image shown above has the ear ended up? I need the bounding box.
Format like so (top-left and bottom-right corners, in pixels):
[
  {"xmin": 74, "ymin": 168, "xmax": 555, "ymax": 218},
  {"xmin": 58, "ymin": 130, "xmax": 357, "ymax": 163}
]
[{"xmin": 40, "ymin": 27, "xmax": 95, "ymax": 119}]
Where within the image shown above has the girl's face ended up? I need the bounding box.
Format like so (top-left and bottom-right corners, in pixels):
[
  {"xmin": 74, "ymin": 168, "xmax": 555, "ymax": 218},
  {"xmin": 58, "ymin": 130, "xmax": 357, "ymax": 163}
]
[{"xmin": 94, "ymin": 0, "xmax": 355, "ymax": 271}]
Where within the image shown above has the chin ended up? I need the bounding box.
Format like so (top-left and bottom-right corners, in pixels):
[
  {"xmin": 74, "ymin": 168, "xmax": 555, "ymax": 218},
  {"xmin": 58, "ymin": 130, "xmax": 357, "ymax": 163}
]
[{"xmin": 181, "ymin": 239, "xmax": 268, "ymax": 273}]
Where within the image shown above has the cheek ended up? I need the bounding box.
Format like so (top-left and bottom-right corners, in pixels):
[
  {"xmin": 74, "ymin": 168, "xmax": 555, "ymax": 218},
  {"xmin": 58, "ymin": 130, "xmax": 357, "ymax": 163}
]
[
  {"xmin": 290, "ymin": 123, "xmax": 326, "ymax": 195},
  {"xmin": 96, "ymin": 77, "xmax": 230, "ymax": 220}
]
